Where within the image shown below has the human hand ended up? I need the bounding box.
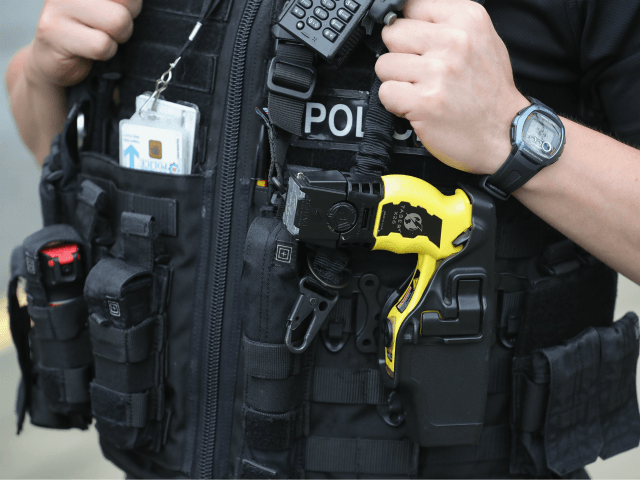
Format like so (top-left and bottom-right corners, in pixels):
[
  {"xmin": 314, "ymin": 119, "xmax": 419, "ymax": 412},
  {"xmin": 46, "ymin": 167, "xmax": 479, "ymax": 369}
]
[
  {"xmin": 25, "ymin": 0, "xmax": 142, "ymax": 88},
  {"xmin": 376, "ymin": 0, "xmax": 529, "ymax": 175}
]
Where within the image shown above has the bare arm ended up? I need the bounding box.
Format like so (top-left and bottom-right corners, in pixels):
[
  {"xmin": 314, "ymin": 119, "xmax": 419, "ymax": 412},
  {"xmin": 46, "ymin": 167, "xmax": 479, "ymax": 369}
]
[
  {"xmin": 5, "ymin": 0, "xmax": 142, "ymax": 165},
  {"xmin": 515, "ymin": 119, "xmax": 640, "ymax": 285},
  {"xmin": 376, "ymin": 0, "xmax": 640, "ymax": 285}
]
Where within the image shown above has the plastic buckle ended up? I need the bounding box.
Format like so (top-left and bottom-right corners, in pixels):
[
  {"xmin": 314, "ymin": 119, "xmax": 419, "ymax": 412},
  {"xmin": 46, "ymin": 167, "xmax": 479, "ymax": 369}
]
[
  {"xmin": 267, "ymin": 56, "xmax": 317, "ymax": 101},
  {"xmin": 285, "ymin": 277, "xmax": 339, "ymax": 354},
  {"xmin": 479, "ymin": 175, "xmax": 510, "ymax": 201}
]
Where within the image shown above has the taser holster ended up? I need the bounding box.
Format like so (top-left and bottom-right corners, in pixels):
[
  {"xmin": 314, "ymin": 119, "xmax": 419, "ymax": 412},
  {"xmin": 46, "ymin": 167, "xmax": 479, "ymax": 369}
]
[{"xmin": 380, "ymin": 185, "xmax": 497, "ymax": 447}]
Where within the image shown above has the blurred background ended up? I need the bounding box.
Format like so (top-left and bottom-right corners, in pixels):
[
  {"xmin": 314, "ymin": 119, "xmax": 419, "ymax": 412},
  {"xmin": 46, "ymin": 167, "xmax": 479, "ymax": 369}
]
[{"xmin": 0, "ymin": 1, "xmax": 639, "ymax": 478}]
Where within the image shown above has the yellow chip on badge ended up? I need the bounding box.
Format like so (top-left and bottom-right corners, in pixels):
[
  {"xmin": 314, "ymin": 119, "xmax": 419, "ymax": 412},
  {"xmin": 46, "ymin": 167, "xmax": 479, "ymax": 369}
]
[{"xmin": 149, "ymin": 140, "xmax": 162, "ymax": 159}]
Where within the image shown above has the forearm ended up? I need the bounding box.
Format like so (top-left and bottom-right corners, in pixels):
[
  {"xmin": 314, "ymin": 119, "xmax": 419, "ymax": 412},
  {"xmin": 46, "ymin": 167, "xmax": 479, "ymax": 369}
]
[
  {"xmin": 514, "ymin": 118, "xmax": 640, "ymax": 284},
  {"xmin": 6, "ymin": 45, "xmax": 66, "ymax": 165}
]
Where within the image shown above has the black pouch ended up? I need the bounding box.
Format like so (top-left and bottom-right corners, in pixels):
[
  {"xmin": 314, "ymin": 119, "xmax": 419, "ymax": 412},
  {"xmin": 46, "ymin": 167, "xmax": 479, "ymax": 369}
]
[
  {"xmin": 84, "ymin": 256, "xmax": 167, "ymax": 452},
  {"xmin": 511, "ymin": 312, "xmax": 640, "ymax": 477},
  {"xmin": 67, "ymin": 150, "xmax": 208, "ymax": 475},
  {"xmin": 8, "ymin": 225, "xmax": 92, "ymax": 432},
  {"xmin": 237, "ymin": 217, "xmax": 312, "ymax": 479}
]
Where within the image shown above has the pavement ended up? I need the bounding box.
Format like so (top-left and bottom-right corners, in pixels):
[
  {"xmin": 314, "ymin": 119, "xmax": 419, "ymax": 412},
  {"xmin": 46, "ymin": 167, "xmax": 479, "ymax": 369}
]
[{"xmin": 0, "ymin": 0, "xmax": 639, "ymax": 478}]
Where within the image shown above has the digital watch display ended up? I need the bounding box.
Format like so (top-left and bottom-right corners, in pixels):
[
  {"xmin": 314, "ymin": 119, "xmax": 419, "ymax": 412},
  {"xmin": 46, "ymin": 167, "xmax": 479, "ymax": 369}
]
[{"xmin": 481, "ymin": 98, "xmax": 566, "ymax": 200}]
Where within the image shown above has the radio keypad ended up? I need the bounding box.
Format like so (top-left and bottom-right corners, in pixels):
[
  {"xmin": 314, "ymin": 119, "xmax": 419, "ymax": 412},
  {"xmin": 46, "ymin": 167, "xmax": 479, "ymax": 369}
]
[
  {"xmin": 323, "ymin": 28, "xmax": 338, "ymax": 42},
  {"xmin": 344, "ymin": 0, "xmax": 360, "ymax": 12},
  {"xmin": 307, "ymin": 16, "xmax": 322, "ymax": 29},
  {"xmin": 330, "ymin": 18, "xmax": 345, "ymax": 32},
  {"xmin": 279, "ymin": 0, "xmax": 375, "ymax": 64},
  {"xmin": 337, "ymin": 8, "xmax": 353, "ymax": 22},
  {"xmin": 292, "ymin": 6, "xmax": 306, "ymax": 18},
  {"xmin": 314, "ymin": 7, "xmax": 329, "ymax": 20}
]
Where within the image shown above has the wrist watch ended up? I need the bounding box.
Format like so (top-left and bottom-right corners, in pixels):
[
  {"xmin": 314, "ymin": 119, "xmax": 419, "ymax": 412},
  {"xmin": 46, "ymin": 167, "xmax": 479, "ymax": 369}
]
[{"xmin": 480, "ymin": 97, "xmax": 566, "ymax": 200}]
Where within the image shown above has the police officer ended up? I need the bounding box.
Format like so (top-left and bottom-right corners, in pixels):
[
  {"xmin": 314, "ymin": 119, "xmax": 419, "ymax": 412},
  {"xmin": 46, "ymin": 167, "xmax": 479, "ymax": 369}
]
[
  {"xmin": 7, "ymin": 0, "xmax": 640, "ymax": 283},
  {"xmin": 5, "ymin": 0, "xmax": 640, "ymax": 478}
]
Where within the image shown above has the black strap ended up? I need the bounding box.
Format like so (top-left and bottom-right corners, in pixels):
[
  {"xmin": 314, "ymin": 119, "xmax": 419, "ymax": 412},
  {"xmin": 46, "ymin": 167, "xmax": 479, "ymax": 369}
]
[
  {"xmin": 305, "ymin": 437, "xmax": 419, "ymax": 475},
  {"xmin": 246, "ymin": 375, "xmax": 304, "ymax": 413},
  {"xmin": 243, "ymin": 337, "xmax": 303, "ymax": 379},
  {"xmin": 312, "ymin": 368, "xmax": 387, "ymax": 405},
  {"xmin": 121, "ymin": 212, "xmax": 155, "ymax": 271},
  {"xmin": 89, "ymin": 314, "xmax": 159, "ymax": 364},
  {"xmin": 268, "ymin": 43, "xmax": 316, "ymax": 137},
  {"xmin": 90, "ymin": 382, "xmax": 164, "ymax": 428},
  {"xmin": 266, "ymin": 41, "xmax": 316, "ymax": 185},
  {"xmin": 74, "ymin": 179, "xmax": 107, "ymax": 242},
  {"xmin": 39, "ymin": 364, "xmax": 92, "ymax": 404},
  {"xmin": 8, "ymin": 274, "xmax": 32, "ymax": 433},
  {"xmin": 35, "ymin": 331, "xmax": 93, "ymax": 369},
  {"xmin": 27, "ymin": 296, "xmax": 88, "ymax": 341},
  {"xmin": 424, "ymin": 424, "xmax": 511, "ymax": 464},
  {"xmin": 93, "ymin": 352, "xmax": 160, "ymax": 394}
]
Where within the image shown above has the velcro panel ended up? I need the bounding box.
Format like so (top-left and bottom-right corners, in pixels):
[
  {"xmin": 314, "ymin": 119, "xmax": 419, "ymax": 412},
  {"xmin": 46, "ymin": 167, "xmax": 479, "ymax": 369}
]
[
  {"xmin": 543, "ymin": 328, "xmax": 603, "ymax": 475},
  {"xmin": 312, "ymin": 368, "xmax": 386, "ymax": 405},
  {"xmin": 243, "ymin": 405, "xmax": 304, "ymax": 451},
  {"xmin": 39, "ymin": 364, "xmax": 92, "ymax": 404},
  {"xmin": 90, "ymin": 382, "xmax": 149, "ymax": 428},
  {"xmin": 90, "ymin": 315, "xmax": 157, "ymax": 363},
  {"xmin": 305, "ymin": 437, "xmax": 419, "ymax": 475},
  {"xmin": 596, "ymin": 313, "xmax": 640, "ymax": 459},
  {"xmin": 243, "ymin": 337, "xmax": 302, "ymax": 379},
  {"xmin": 28, "ymin": 296, "xmax": 88, "ymax": 341}
]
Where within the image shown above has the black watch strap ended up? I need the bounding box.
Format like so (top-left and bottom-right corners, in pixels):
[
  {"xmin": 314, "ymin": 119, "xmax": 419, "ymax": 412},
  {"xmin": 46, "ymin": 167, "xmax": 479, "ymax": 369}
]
[
  {"xmin": 481, "ymin": 97, "xmax": 562, "ymax": 200},
  {"xmin": 480, "ymin": 148, "xmax": 544, "ymax": 200}
]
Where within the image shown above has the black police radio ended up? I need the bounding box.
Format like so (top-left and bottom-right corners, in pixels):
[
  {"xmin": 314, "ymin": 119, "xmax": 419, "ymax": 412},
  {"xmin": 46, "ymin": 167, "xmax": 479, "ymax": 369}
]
[{"xmin": 278, "ymin": 0, "xmax": 408, "ymax": 65}]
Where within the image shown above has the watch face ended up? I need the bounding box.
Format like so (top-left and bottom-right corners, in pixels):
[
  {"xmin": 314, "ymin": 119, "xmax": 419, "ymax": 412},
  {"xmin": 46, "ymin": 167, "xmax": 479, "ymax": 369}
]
[{"xmin": 522, "ymin": 111, "xmax": 563, "ymax": 161}]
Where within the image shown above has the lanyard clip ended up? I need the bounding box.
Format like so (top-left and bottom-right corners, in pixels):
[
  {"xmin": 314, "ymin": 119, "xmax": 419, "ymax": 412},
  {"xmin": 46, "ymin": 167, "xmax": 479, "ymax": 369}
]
[{"xmin": 285, "ymin": 277, "xmax": 339, "ymax": 354}]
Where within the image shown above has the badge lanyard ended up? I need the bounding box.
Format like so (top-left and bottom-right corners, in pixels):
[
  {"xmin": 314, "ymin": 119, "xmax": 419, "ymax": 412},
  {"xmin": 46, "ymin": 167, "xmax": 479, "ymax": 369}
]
[{"xmin": 138, "ymin": 0, "xmax": 223, "ymax": 115}]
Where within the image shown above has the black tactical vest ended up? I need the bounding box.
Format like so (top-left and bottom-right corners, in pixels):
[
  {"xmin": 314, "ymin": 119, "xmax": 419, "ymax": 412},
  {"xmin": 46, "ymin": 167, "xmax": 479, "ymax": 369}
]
[{"xmin": 7, "ymin": 0, "xmax": 640, "ymax": 478}]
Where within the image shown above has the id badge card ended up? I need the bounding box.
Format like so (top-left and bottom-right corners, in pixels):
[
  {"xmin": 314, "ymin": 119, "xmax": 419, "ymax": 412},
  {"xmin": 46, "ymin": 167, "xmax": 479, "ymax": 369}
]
[{"xmin": 119, "ymin": 94, "xmax": 200, "ymax": 175}]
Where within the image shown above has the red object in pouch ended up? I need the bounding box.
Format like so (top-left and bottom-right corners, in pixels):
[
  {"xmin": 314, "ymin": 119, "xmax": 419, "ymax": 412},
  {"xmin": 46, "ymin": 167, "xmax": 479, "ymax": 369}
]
[{"xmin": 39, "ymin": 242, "xmax": 85, "ymax": 306}]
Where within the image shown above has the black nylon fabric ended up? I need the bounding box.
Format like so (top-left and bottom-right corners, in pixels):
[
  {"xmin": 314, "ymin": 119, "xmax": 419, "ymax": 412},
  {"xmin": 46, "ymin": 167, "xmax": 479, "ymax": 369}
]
[
  {"xmin": 18, "ymin": 0, "xmax": 640, "ymax": 477},
  {"xmin": 511, "ymin": 313, "xmax": 640, "ymax": 477}
]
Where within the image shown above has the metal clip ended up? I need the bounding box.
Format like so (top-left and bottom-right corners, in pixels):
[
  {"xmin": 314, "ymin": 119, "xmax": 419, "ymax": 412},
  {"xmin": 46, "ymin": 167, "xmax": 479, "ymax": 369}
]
[
  {"xmin": 138, "ymin": 59, "xmax": 181, "ymax": 116},
  {"xmin": 285, "ymin": 277, "xmax": 339, "ymax": 354}
]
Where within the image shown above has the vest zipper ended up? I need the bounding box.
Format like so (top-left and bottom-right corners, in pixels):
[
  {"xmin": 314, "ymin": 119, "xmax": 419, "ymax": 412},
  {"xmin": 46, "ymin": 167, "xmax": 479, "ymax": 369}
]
[{"xmin": 198, "ymin": 0, "xmax": 263, "ymax": 477}]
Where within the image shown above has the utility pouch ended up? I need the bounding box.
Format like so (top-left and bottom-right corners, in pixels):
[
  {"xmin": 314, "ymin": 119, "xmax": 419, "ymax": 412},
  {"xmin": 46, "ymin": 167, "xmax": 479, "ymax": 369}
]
[
  {"xmin": 511, "ymin": 312, "xmax": 640, "ymax": 477},
  {"xmin": 40, "ymin": 104, "xmax": 84, "ymax": 227},
  {"xmin": 7, "ymin": 224, "xmax": 92, "ymax": 432},
  {"xmin": 381, "ymin": 186, "xmax": 497, "ymax": 448},
  {"xmin": 85, "ymin": 257, "xmax": 167, "ymax": 452},
  {"xmin": 238, "ymin": 217, "xmax": 311, "ymax": 479}
]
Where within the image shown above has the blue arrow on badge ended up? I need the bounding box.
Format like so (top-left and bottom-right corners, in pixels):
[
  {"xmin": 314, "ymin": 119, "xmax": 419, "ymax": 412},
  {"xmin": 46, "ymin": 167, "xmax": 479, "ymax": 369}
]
[{"xmin": 124, "ymin": 145, "xmax": 139, "ymax": 168}]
